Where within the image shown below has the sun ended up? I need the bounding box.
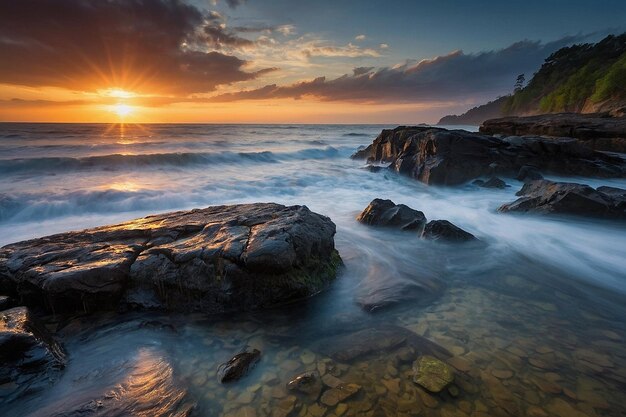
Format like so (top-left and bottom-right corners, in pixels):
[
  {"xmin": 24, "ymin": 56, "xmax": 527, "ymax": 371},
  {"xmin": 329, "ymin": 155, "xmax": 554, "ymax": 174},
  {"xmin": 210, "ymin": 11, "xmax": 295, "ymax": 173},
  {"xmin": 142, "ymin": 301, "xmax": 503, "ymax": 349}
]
[{"xmin": 113, "ymin": 103, "xmax": 134, "ymax": 117}]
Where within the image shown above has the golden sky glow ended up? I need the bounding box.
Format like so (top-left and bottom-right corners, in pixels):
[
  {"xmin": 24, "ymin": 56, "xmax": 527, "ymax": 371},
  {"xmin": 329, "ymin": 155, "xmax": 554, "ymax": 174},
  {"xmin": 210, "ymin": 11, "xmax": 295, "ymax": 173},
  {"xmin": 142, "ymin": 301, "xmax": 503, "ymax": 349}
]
[
  {"xmin": 0, "ymin": 84, "xmax": 463, "ymax": 124},
  {"xmin": 1, "ymin": 0, "xmax": 619, "ymax": 124}
]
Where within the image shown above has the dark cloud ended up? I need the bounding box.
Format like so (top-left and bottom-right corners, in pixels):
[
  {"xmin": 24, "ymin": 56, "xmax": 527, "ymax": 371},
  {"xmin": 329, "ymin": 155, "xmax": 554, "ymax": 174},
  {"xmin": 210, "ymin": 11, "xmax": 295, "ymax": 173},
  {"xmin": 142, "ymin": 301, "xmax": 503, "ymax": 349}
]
[
  {"xmin": 0, "ymin": 0, "xmax": 268, "ymax": 94},
  {"xmin": 225, "ymin": 0, "xmax": 247, "ymax": 8},
  {"xmin": 209, "ymin": 35, "xmax": 595, "ymax": 103},
  {"xmin": 353, "ymin": 67, "xmax": 375, "ymax": 76}
]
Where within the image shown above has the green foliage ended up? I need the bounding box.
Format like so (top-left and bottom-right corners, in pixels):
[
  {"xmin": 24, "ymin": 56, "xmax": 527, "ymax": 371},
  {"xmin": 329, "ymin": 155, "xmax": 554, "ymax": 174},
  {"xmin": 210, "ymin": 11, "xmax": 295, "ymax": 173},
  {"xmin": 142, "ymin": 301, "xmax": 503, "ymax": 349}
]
[
  {"xmin": 591, "ymin": 52, "xmax": 626, "ymax": 102},
  {"xmin": 538, "ymin": 60, "xmax": 605, "ymax": 112},
  {"xmin": 503, "ymin": 34, "xmax": 626, "ymax": 115}
]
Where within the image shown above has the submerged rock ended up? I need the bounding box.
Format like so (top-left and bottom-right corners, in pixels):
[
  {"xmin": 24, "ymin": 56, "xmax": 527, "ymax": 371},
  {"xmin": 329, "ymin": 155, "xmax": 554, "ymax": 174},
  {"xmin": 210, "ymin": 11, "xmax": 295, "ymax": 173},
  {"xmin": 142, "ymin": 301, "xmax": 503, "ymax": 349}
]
[
  {"xmin": 352, "ymin": 126, "xmax": 626, "ymax": 185},
  {"xmin": 0, "ymin": 307, "xmax": 65, "ymax": 385},
  {"xmin": 287, "ymin": 372, "xmax": 322, "ymax": 399},
  {"xmin": 320, "ymin": 383, "xmax": 361, "ymax": 406},
  {"xmin": 355, "ymin": 259, "xmax": 444, "ymax": 313},
  {"xmin": 217, "ymin": 347, "xmax": 261, "ymax": 383},
  {"xmin": 421, "ymin": 220, "xmax": 477, "ymax": 242},
  {"xmin": 316, "ymin": 325, "xmax": 451, "ymax": 363},
  {"xmin": 499, "ymin": 180, "xmax": 626, "ymax": 219},
  {"xmin": 0, "ymin": 203, "xmax": 341, "ymax": 313},
  {"xmin": 412, "ymin": 355, "xmax": 455, "ymax": 393},
  {"xmin": 356, "ymin": 199, "xmax": 426, "ymax": 231}
]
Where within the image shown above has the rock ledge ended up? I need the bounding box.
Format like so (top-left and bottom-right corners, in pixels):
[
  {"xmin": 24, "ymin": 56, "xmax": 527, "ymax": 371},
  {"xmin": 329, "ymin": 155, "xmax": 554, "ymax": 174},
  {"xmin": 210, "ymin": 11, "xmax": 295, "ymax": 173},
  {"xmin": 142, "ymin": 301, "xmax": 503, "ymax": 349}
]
[{"xmin": 0, "ymin": 203, "xmax": 341, "ymax": 313}]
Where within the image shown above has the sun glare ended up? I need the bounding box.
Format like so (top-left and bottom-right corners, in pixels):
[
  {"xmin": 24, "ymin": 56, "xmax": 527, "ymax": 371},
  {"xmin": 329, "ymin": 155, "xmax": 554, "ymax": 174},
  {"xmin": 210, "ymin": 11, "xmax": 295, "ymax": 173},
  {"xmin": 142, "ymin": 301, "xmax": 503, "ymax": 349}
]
[
  {"xmin": 113, "ymin": 103, "xmax": 134, "ymax": 117},
  {"xmin": 102, "ymin": 88, "xmax": 136, "ymax": 99}
]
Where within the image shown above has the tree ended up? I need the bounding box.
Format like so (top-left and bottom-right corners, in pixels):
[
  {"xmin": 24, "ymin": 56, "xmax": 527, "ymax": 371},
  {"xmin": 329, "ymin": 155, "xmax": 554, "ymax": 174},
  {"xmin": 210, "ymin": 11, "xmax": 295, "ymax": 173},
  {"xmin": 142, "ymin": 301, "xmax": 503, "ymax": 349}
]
[{"xmin": 514, "ymin": 74, "xmax": 526, "ymax": 92}]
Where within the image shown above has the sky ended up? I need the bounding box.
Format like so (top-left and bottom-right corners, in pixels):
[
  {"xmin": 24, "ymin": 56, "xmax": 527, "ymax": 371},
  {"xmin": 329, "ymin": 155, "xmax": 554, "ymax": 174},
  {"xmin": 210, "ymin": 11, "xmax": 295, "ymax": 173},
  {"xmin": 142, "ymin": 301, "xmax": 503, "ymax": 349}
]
[{"xmin": 0, "ymin": 0, "xmax": 624, "ymax": 124}]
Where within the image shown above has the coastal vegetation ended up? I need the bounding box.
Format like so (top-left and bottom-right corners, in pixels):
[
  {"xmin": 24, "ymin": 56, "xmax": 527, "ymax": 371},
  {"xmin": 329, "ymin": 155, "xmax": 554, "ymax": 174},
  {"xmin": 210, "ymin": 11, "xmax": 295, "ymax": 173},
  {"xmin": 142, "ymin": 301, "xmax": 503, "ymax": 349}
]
[{"xmin": 440, "ymin": 33, "xmax": 626, "ymax": 124}]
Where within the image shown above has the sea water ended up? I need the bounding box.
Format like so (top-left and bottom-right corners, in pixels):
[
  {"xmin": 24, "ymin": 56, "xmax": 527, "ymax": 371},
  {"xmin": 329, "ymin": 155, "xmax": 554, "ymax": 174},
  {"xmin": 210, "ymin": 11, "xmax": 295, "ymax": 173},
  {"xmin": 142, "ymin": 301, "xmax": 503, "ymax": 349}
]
[{"xmin": 1, "ymin": 123, "xmax": 625, "ymax": 416}]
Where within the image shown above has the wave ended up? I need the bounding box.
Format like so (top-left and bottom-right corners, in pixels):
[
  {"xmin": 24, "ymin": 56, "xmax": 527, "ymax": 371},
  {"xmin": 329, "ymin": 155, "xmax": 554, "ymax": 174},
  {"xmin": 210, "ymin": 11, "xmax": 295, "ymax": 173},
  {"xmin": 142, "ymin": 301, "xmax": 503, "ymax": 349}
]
[
  {"xmin": 0, "ymin": 189, "xmax": 185, "ymax": 224},
  {"xmin": 342, "ymin": 132, "xmax": 370, "ymax": 137},
  {"xmin": 0, "ymin": 146, "xmax": 349, "ymax": 174}
]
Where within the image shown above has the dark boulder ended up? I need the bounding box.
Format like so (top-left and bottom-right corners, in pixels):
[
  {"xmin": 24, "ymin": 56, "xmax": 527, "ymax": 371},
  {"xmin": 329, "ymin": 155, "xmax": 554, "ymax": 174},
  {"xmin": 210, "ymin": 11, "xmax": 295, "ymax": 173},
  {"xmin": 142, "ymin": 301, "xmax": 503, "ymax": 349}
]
[
  {"xmin": 499, "ymin": 180, "xmax": 626, "ymax": 219},
  {"xmin": 357, "ymin": 199, "xmax": 426, "ymax": 231},
  {"xmin": 353, "ymin": 126, "xmax": 626, "ymax": 185},
  {"xmin": 421, "ymin": 220, "xmax": 477, "ymax": 242},
  {"xmin": 0, "ymin": 307, "xmax": 65, "ymax": 385},
  {"xmin": 516, "ymin": 165, "xmax": 544, "ymax": 182},
  {"xmin": 0, "ymin": 203, "xmax": 341, "ymax": 314},
  {"xmin": 217, "ymin": 347, "xmax": 261, "ymax": 383}
]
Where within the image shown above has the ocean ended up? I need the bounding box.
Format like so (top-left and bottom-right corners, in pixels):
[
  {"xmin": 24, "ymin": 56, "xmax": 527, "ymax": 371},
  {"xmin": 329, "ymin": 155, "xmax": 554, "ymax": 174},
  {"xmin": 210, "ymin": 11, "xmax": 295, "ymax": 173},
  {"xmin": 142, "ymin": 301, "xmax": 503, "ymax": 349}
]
[{"xmin": 1, "ymin": 123, "xmax": 625, "ymax": 416}]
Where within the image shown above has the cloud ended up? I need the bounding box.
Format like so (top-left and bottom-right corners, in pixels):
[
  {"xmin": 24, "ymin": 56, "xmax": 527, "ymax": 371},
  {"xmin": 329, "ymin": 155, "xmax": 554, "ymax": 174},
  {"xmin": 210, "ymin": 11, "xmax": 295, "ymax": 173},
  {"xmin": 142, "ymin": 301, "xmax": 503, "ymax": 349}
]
[
  {"xmin": 207, "ymin": 35, "xmax": 596, "ymax": 103},
  {"xmin": 355, "ymin": 34, "xmax": 366, "ymax": 41},
  {"xmin": 225, "ymin": 0, "xmax": 246, "ymax": 8},
  {"xmin": 0, "ymin": 0, "xmax": 270, "ymax": 95},
  {"xmin": 380, "ymin": 43, "xmax": 389, "ymax": 49},
  {"xmin": 301, "ymin": 42, "xmax": 381, "ymax": 58}
]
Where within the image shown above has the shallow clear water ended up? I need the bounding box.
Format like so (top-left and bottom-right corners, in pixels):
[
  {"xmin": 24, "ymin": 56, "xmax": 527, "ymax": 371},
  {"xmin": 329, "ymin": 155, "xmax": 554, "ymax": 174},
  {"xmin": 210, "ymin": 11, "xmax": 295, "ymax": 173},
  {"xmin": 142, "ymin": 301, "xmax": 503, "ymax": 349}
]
[{"xmin": 1, "ymin": 123, "xmax": 625, "ymax": 417}]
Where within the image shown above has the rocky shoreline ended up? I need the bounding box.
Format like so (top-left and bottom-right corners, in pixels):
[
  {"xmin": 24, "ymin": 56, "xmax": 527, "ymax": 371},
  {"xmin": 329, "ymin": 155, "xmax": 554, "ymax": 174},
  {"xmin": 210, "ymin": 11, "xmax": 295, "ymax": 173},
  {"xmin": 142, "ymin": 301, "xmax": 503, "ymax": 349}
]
[
  {"xmin": 480, "ymin": 113, "xmax": 626, "ymax": 153},
  {"xmin": 1, "ymin": 117, "xmax": 626, "ymax": 416},
  {"xmin": 352, "ymin": 126, "xmax": 626, "ymax": 186}
]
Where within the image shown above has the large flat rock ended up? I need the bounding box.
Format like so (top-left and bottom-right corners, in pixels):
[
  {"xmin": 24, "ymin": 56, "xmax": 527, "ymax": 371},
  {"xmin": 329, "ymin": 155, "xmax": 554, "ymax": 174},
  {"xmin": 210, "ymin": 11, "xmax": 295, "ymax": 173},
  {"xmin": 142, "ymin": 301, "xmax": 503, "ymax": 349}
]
[
  {"xmin": 353, "ymin": 126, "xmax": 626, "ymax": 185},
  {"xmin": 0, "ymin": 203, "xmax": 341, "ymax": 313},
  {"xmin": 480, "ymin": 113, "xmax": 626, "ymax": 153}
]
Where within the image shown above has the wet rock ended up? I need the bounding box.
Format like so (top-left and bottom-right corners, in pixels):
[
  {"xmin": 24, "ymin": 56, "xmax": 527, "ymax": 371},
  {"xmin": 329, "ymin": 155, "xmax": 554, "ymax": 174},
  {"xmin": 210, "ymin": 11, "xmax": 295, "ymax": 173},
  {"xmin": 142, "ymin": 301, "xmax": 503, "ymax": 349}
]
[
  {"xmin": 217, "ymin": 347, "xmax": 261, "ymax": 383},
  {"xmin": 0, "ymin": 203, "xmax": 341, "ymax": 313},
  {"xmin": 287, "ymin": 372, "xmax": 322, "ymax": 399},
  {"xmin": 0, "ymin": 306, "xmax": 65, "ymax": 385},
  {"xmin": 0, "ymin": 295, "xmax": 15, "ymax": 310},
  {"xmin": 320, "ymin": 383, "xmax": 361, "ymax": 406},
  {"xmin": 421, "ymin": 220, "xmax": 477, "ymax": 242},
  {"xmin": 516, "ymin": 165, "xmax": 544, "ymax": 182},
  {"xmin": 356, "ymin": 199, "xmax": 426, "ymax": 231},
  {"xmin": 473, "ymin": 176, "xmax": 507, "ymax": 189},
  {"xmin": 353, "ymin": 126, "xmax": 626, "ymax": 185},
  {"xmin": 480, "ymin": 112, "xmax": 626, "ymax": 153},
  {"xmin": 362, "ymin": 165, "xmax": 386, "ymax": 173},
  {"xmin": 499, "ymin": 180, "xmax": 626, "ymax": 219},
  {"xmin": 412, "ymin": 355, "xmax": 455, "ymax": 393}
]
